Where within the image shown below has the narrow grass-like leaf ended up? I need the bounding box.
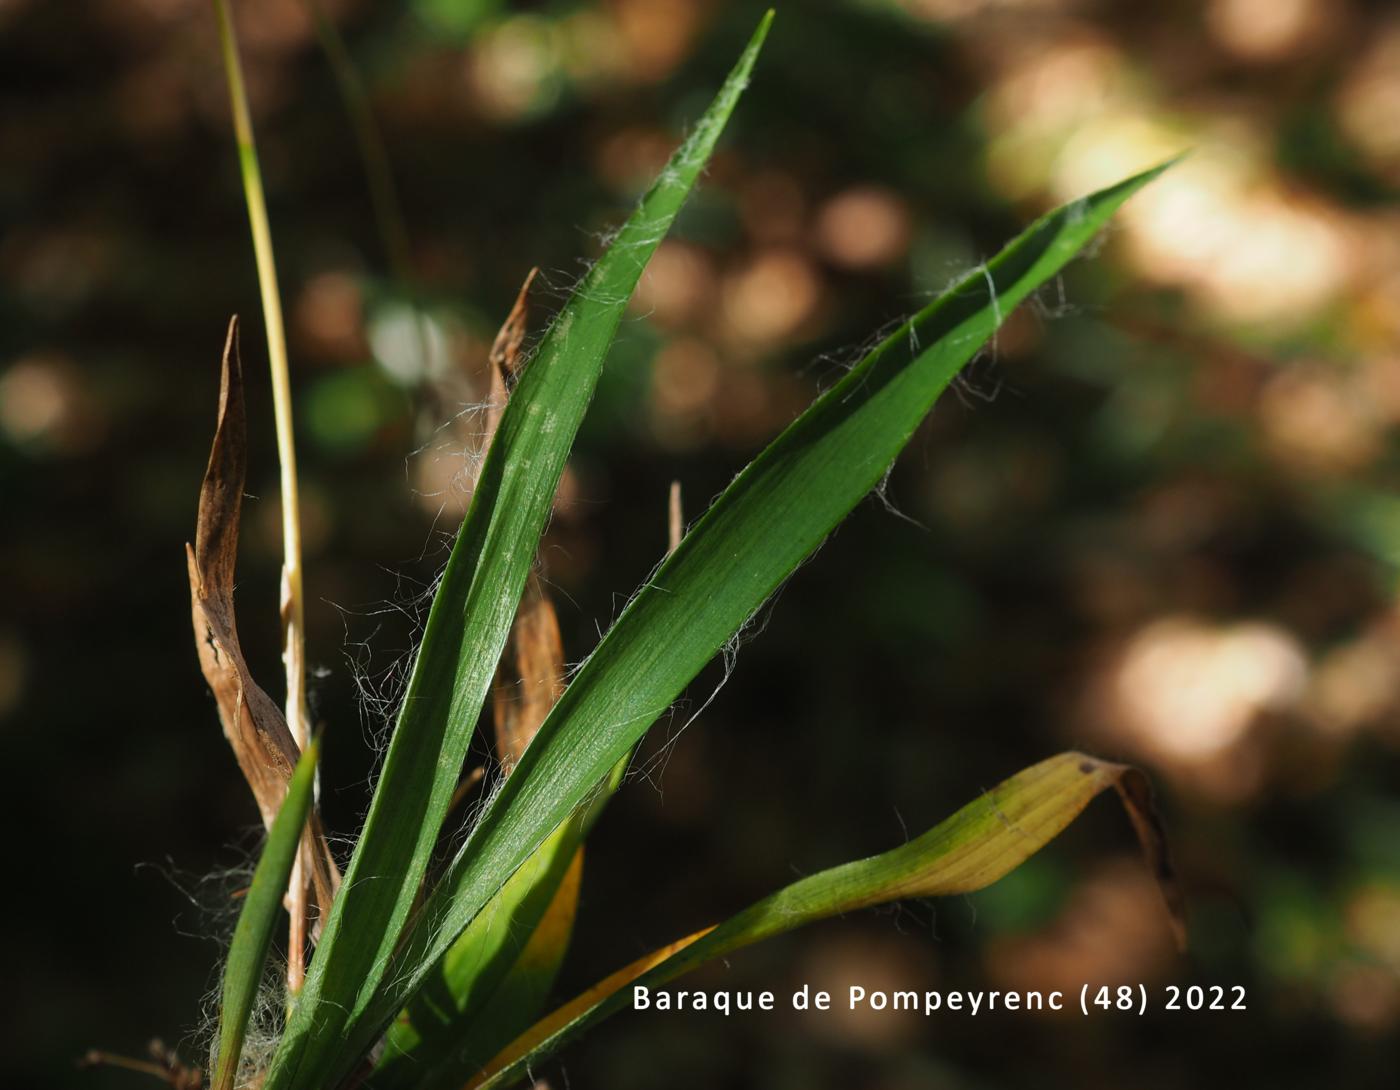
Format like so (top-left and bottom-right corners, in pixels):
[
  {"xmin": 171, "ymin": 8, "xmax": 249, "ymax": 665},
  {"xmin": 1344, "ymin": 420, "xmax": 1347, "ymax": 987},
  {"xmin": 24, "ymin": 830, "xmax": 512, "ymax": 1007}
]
[
  {"xmin": 377, "ymin": 486, "xmax": 687, "ymax": 1087},
  {"xmin": 211, "ymin": 739, "xmax": 320, "ymax": 1090},
  {"xmin": 373, "ymin": 271, "xmax": 581, "ymax": 1090},
  {"xmin": 373, "ymin": 589, "xmax": 578, "ymax": 1088},
  {"xmin": 469, "ymin": 751, "xmax": 1182, "ymax": 1089},
  {"xmin": 362, "ymin": 162, "xmax": 1175, "ymax": 1056},
  {"xmin": 261, "ymin": 18, "xmax": 773, "ymax": 1090},
  {"xmin": 387, "ymin": 483, "xmax": 689, "ymax": 1086},
  {"xmin": 213, "ymin": 0, "xmax": 317, "ymax": 989}
]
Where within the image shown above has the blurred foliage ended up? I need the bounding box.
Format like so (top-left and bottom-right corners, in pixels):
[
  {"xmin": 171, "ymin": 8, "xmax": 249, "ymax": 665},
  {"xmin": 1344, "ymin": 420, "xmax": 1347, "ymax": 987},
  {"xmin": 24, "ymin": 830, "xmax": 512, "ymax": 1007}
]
[{"xmin": 3, "ymin": 1, "xmax": 1400, "ymax": 1088}]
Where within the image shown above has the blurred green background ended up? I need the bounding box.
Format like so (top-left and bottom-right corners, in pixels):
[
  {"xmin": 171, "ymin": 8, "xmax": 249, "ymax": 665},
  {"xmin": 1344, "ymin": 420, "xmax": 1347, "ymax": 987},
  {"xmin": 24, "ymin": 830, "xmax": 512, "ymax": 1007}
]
[{"xmin": 5, "ymin": 0, "xmax": 1400, "ymax": 1087}]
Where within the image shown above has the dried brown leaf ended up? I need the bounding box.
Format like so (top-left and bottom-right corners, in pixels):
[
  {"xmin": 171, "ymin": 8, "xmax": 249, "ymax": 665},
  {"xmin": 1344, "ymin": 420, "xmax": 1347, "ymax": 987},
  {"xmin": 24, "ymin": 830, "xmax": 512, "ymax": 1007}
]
[
  {"xmin": 187, "ymin": 317, "xmax": 340, "ymax": 929},
  {"xmin": 489, "ymin": 268, "xmax": 539, "ymax": 379},
  {"xmin": 480, "ymin": 267, "xmax": 537, "ymax": 445},
  {"xmin": 491, "ymin": 575, "xmax": 567, "ymax": 772},
  {"xmin": 1110, "ymin": 764, "xmax": 1189, "ymax": 951}
]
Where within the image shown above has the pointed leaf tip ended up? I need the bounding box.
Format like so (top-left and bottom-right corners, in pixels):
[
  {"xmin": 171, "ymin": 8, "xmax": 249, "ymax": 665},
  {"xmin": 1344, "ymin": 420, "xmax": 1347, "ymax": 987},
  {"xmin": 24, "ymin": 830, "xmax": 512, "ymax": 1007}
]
[{"xmin": 259, "ymin": 18, "xmax": 770, "ymax": 1090}]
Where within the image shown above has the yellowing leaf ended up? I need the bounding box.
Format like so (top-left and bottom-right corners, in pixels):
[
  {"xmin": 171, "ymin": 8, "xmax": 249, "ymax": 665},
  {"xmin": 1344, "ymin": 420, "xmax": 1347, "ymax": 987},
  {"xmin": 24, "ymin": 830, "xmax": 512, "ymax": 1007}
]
[{"xmin": 470, "ymin": 752, "xmax": 1184, "ymax": 1090}]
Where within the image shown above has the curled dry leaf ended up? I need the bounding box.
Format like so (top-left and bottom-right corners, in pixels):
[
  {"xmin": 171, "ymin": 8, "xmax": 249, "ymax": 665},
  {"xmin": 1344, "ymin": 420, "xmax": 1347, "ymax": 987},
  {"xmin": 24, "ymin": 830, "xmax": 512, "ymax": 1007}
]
[
  {"xmin": 1109, "ymin": 762, "xmax": 1189, "ymax": 949},
  {"xmin": 187, "ymin": 317, "xmax": 340, "ymax": 931},
  {"xmin": 475, "ymin": 266, "xmax": 538, "ymax": 461},
  {"xmin": 489, "ymin": 269, "xmax": 538, "ymax": 386}
]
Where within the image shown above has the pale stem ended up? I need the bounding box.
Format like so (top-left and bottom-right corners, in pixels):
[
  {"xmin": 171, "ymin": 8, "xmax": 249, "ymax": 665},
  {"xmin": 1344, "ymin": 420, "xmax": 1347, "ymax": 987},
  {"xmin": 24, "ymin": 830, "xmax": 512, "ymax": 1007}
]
[
  {"xmin": 212, "ymin": 0, "xmax": 311, "ymax": 997},
  {"xmin": 668, "ymin": 480, "xmax": 683, "ymax": 556}
]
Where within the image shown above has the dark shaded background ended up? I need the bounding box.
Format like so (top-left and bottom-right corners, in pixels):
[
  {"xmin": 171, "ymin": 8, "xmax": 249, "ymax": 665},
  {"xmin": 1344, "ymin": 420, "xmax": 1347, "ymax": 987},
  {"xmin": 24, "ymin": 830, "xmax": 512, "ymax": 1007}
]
[{"xmin": 5, "ymin": 0, "xmax": 1400, "ymax": 1087}]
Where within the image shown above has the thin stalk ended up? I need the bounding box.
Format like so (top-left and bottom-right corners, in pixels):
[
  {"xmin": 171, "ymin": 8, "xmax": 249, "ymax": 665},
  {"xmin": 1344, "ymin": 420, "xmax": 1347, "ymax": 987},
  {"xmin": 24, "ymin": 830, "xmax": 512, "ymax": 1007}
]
[
  {"xmin": 79, "ymin": 1051, "xmax": 184, "ymax": 1085},
  {"xmin": 309, "ymin": 1, "xmax": 433, "ymax": 382},
  {"xmin": 309, "ymin": 0, "xmax": 414, "ymax": 286},
  {"xmin": 212, "ymin": 0, "xmax": 312, "ymax": 997}
]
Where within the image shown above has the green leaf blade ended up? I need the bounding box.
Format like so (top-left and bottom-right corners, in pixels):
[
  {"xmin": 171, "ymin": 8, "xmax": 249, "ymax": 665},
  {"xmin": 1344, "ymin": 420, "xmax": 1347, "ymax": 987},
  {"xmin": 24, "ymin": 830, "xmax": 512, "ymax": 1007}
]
[
  {"xmin": 261, "ymin": 17, "xmax": 773, "ymax": 1090},
  {"xmin": 211, "ymin": 739, "xmax": 320, "ymax": 1090},
  {"xmin": 372, "ymin": 162, "xmax": 1173, "ymax": 1051}
]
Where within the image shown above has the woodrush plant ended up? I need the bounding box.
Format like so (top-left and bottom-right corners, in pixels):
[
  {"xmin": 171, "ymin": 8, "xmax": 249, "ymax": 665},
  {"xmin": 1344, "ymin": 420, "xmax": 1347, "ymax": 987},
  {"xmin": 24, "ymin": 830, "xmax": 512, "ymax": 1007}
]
[{"xmin": 172, "ymin": 9, "xmax": 1187, "ymax": 1090}]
